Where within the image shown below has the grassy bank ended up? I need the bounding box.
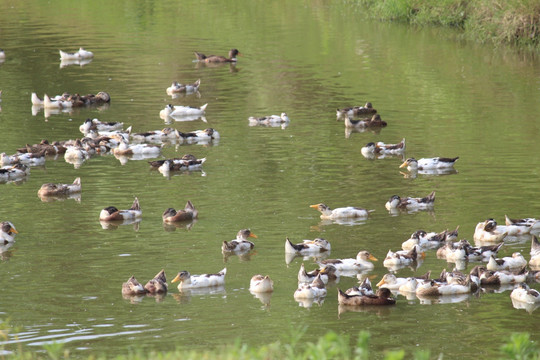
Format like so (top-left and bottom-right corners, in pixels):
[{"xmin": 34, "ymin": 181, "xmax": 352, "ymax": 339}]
[
  {"xmin": 1, "ymin": 325, "xmax": 540, "ymax": 359},
  {"xmin": 357, "ymin": 0, "xmax": 540, "ymax": 51}
]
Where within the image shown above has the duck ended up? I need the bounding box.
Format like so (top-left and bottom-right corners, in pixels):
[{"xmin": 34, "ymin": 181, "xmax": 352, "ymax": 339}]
[
  {"xmin": 79, "ymin": 118, "xmax": 124, "ymax": 134},
  {"xmin": 318, "ymin": 250, "xmax": 377, "ymax": 272},
  {"xmin": 121, "ymin": 276, "xmax": 147, "ymax": 296},
  {"xmin": 171, "ymin": 268, "xmax": 226, "ymax": 289},
  {"xmin": 194, "ymin": 48, "xmax": 241, "ymax": 63},
  {"xmin": 112, "ymin": 139, "xmax": 162, "ymax": 157},
  {"xmin": 0, "ymin": 221, "xmax": 18, "ymax": 243},
  {"xmin": 0, "ymin": 49, "xmax": 5, "ymax": 60},
  {"xmin": 222, "ymin": 229, "xmax": 258, "ymax": 253},
  {"xmin": 166, "ymin": 79, "xmax": 201, "ymax": 95},
  {"xmin": 360, "ymin": 138, "xmax": 406, "ymax": 158},
  {"xmin": 473, "ymin": 219, "xmax": 508, "ymax": 243},
  {"xmin": 385, "ymin": 191, "xmax": 436, "ymax": 211},
  {"xmin": 399, "ymin": 157, "xmax": 459, "ymax": 171},
  {"xmin": 131, "ymin": 128, "xmax": 181, "ymax": 143},
  {"xmin": 297, "ymin": 264, "xmax": 338, "ymax": 284},
  {"xmin": 285, "ymin": 237, "xmax": 331, "ymax": 255},
  {"xmin": 438, "ymin": 240, "xmax": 504, "ymax": 262},
  {"xmin": 144, "ymin": 269, "xmax": 168, "ymax": 294},
  {"xmin": 248, "ymin": 113, "xmax": 290, "ymax": 126},
  {"xmin": 0, "ymin": 151, "xmax": 46, "ymax": 166},
  {"xmin": 487, "ymin": 253, "xmax": 527, "ymax": 271},
  {"xmin": 38, "ymin": 177, "xmax": 81, "ymax": 197},
  {"xmin": 17, "ymin": 139, "xmax": 66, "ymax": 156},
  {"xmin": 249, "ymin": 275, "xmax": 274, "ymax": 293},
  {"xmin": 401, "ymin": 229, "xmax": 450, "ymax": 251},
  {"xmin": 310, "ymin": 203, "xmax": 373, "ymax": 220},
  {"xmin": 149, "ymin": 154, "xmax": 206, "ymax": 169},
  {"xmin": 64, "ymin": 139, "xmax": 90, "ymax": 161},
  {"xmin": 397, "ymin": 277, "xmax": 426, "ymax": 294},
  {"xmin": 530, "ymin": 236, "xmax": 540, "ymax": 268},
  {"xmin": 510, "ymin": 283, "xmax": 540, "ymax": 304},
  {"xmin": 344, "ymin": 114, "xmax": 387, "ymax": 129},
  {"xmin": 294, "ymin": 273, "xmax": 327, "ymax": 299},
  {"xmin": 59, "ymin": 48, "xmax": 93, "ymax": 60},
  {"xmin": 43, "ymin": 94, "xmax": 72, "ymax": 109},
  {"xmin": 180, "ymin": 128, "xmax": 220, "ymax": 142},
  {"xmin": 415, "ymin": 277, "xmax": 473, "ymax": 296},
  {"xmin": 162, "ymin": 201, "xmax": 198, "ymax": 223},
  {"xmin": 469, "ymin": 265, "xmax": 528, "ymax": 286},
  {"xmin": 383, "ymin": 246, "xmax": 424, "ymax": 267},
  {"xmin": 505, "ymin": 215, "xmax": 540, "ymax": 233},
  {"xmin": 375, "ymin": 271, "xmax": 431, "ymax": 291},
  {"xmin": 157, "ymin": 158, "xmax": 207, "ymax": 175},
  {"xmin": 343, "ymin": 278, "xmax": 373, "ymax": 296},
  {"xmin": 336, "ymin": 102, "xmax": 377, "ymax": 118},
  {"xmin": 337, "ymin": 287, "xmax": 395, "ymax": 306},
  {"xmin": 99, "ymin": 197, "xmax": 142, "ymax": 221},
  {"xmin": 160, "ymin": 104, "xmax": 208, "ymax": 118},
  {"xmin": 0, "ymin": 163, "xmax": 30, "ymax": 181}
]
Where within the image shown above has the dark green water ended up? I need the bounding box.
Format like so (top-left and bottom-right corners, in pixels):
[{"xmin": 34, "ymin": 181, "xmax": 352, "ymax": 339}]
[{"xmin": 0, "ymin": 0, "xmax": 539, "ymax": 358}]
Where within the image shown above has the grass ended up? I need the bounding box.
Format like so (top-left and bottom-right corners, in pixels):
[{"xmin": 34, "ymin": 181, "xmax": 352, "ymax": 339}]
[
  {"xmin": 357, "ymin": 0, "xmax": 540, "ymax": 51},
  {"xmin": 1, "ymin": 319, "xmax": 540, "ymax": 360}
]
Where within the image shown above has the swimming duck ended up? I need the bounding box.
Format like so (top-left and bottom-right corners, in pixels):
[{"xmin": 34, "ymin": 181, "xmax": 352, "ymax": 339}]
[
  {"xmin": 294, "ymin": 273, "xmax": 327, "ymax": 299},
  {"xmin": 0, "ymin": 221, "xmax": 18, "ymax": 243},
  {"xmin": 38, "ymin": 177, "xmax": 81, "ymax": 197},
  {"xmin": 344, "ymin": 114, "xmax": 387, "ymax": 129},
  {"xmin": 360, "ymin": 138, "xmax": 406, "ymax": 158},
  {"xmin": 144, "ymin": 269, "xmax": 168, "ymax": 294},
  {"xmin": 162, "ymin": 201, "xmax": 198, "ymax": 223},
  {"xmin": 343, "ymin": 278, "xmax": 374, "ymax": 297},
  {"xmin": 157, "ymin": 158, "xmax": 207, "ymax": 175},
  {"xmin": 297, "ymin": 264, "xmax": 338, "ymax": 284},
  {"xmin": 383, "ymin": 246, "xmax": 424, "ymax": 267},
  {"xmin": 385, "ymin": 191, "xmax": 436, "ymax": 211},
  {"xmin": 222, "ymin": 229, "xmax": 258, "ymax": 253},
  {"xmin": 505, "ymin": 215, "xmax": 540, "ymax": 233},
  {"xmin": 0, "ymin": 151, "xmax": 46, "ymax": 166},
  {"xmin": 59, "ymin": 48, "xmax": 93, "ymax": 60},
  {"xmin": 400, "ymin": 157, "xmax": 459, "ymax": 172},
  {"xmin": 112, "ymin": 139, "xmax": 162, "ymax": 157},
  {"xmin": 438, "ymin": 240, "xmax": 503, "ymax": 262},
  {"xmin": 336, "ymin": 102, "xmax": 377, "ymax": 118},
  {"xmin": 149, "ymin": 154, "xmax": 206, "ymax": 169},
  {"xmin": 338, "ymin": 287, "xmax": 395, "ymax": 306},
  {"xmin": 487, "ymin": 253, "xmax": 527, "ymax": 271},
  {"xmin": 530, "ymin": 236, "xmax": 540, "ymax": 268},
  {"xmin": 0, "ymin": 164, "xmax": 30, "ymax": 181},
  {"xmin": 160, "ymin": 104, "xmax": 208, "ymax": 118},
  {"xmin": 99, "ymin": 197, "xmax": 142, "ymax": 221},
  {"xmin": 122, "ymin": 276, "xmax": 147, "ymax": 296},
  {"xmin": 0, "ymin": 49, "xmax": 5, "ymax": 60},
  {"xmin": 510, "ymin": 283, "xmax": 540, "ymax": 304},
  {"xmin": 310, "ymin": 203, "xmax": 373, "ymax": 220},
  {"xmin": 79, "ymin": 118, "xmax": 124, "ymax": 134},
  {"xmin": 319, "ymin": 250, "xmax": 377, "ymax": 273},
  {"xmin": 401, "ymin": 229, "xmax": 450, "ymax": 251},
  {"xmin": 17, "ymin": 139, "xmax": 66, "ymax": 156},
  {"xmin": 415, "ymin": 277, "xmax": 473, "ymax": 296},
  {"xmin": 166, "ymin": 79, "xmax": 201, "ymax": 95},
  {"xmin": 248, "ymin": 113, "xmax": 290, "ymax": 126},
  {"xmin": 285, "ymin": 237, "xmax": 331, "ymax": 255},
  {"xmin": 376, "ymin": 271, "xmax": 431, "ymax": 291},
  {"xmin": 171, "ymin": 268, "xmax": 227, "ymax": 289},
  {"xmin": 131, "ymin": 128, "xmax": 181, "ymax": 143},
  {"xmin": 43, "ymin": 94, "xmax": 72, "ymax": 109},
  {"xmin": 194, "ymin": 49, "xmax": 241, "ymax": 63},
  {"xmin": 180, "ymin": 128, "xmax": 220, "ymax": 142},
  {"xmin": 473, "ymin": 219, "xmax": 508, "ymax": 243},
  {"xmin": 249, "ymin": 275, "xmax": 274, "ymax": 293},
  {"xmin": 64, "ymin": 139, "xmax": 90, "ymax": 162},
  {"xmin": 469, "ymin": 265, "xmax": 528, "ymax": 286}
]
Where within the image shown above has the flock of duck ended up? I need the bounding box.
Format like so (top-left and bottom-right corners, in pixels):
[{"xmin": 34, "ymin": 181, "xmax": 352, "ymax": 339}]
[{"xmin": 2, "ymin": 47, "xmax": 540, "ymax": 314}]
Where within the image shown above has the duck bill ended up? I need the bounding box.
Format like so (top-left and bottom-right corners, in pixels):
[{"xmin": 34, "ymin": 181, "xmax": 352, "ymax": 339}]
[
  {"xmin": 376, "ymin": 279, "xmax": 385, "ymax": 287},
  {"xmin": 369, "ymin": 254, "xmax": 378, "ymax": 261},
  {"xmin": 309, "ymin": 204, "xmax": 320, "ymax": 209},
  {"xmin": 249, "ymin": 233, "xmax": 258, "ymax": 238},
  {"xmin": 399, "ymin": 161, "xmax": 408, "ymax": 168},
  {"xmin": 10, "ymin": 227, "xmax": 18, "ymax": 234},
  {"xmin": 171, "ymin": 273, "xmax": 181, "ymax": 283}
]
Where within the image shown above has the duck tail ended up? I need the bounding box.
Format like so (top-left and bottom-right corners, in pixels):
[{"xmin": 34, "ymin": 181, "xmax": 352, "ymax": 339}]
[
  {"xmin": 531, "ymin": 236, "xmax": 540, "ymax": 254},
  {"xmin": 199, "ymin": 103, "xmax": 208, "ymax": 112},
  {"xmin": 285, "ymin": 237, "xmax": 299, "ymax": 253},
  {"xmin": 185, "ymin": 200, "xmax": 195, "ymax": 211},
  {"xmin": 427, "ymin": 191, "xmax": 436, "ymax": 202},
  {"xmin": 219, "ymin": 268, "xmax": 227, "ymax": 275},
  {"xmin": 131, "ymin": 197, "xmax": 140, "ymax": 211},
  {"xmin": 73, "ymin": 177, "xmax": 81, "ymax": 186},
  {"xmin": 194, "ymin": 79, "xmax": 201, "ymax": 87}
]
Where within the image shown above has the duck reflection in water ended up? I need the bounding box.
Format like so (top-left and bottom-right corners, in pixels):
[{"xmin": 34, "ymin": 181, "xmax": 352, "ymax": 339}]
[
  {"xmin": 100, "ymin": 219, "xmax": 141, "ymax": 231},
  {"xmin": 172, "ymin": 285, "xmax": 226, "ymax": 304},
  {"xmin": 162, "ymin": 220, "xmax": 197, "ymax": 232}
]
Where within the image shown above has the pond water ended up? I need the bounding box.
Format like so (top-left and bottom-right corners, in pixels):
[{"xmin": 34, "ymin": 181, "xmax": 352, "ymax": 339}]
[{"xmin": 1, "ymin": 0, "xmax": 540, "ymax": 358}]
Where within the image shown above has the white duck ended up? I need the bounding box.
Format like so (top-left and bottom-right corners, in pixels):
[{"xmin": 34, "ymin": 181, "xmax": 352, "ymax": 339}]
[
  {"xmin": 318, "ymin": 250, "xmax": 377, "ymax": 272},
  {"xmin": 0, "ymin": 222, "xmax": 18, "ymax": 243},
  {"xmin": 361, "ymin": 138, "xmax": 406, "ymax": 158},
  {"xmin": 166, "ymin": 79, "xmax": 201, "ymax": 95},
  {"xmin": 249, "ymin": 275, "xmax": 274, "ymax": 293},
  {"xmin": 510, "ymin": 283, "xmax": 540, "ymax": 304},
  {"xmin": 473, "ymin": 219, "xmax": 508, "ymax": 243},
  {"xmin": 285, "ymin": 237, "xmax": 331, "ymax": 255},
  {"xmin": 248, "ymin": 113, "xmax": 290, "ymax": 126},
  {"xmin": 222, "ymin": 229, "xmax": 257, "ymax": 253},
  {"xmin": 399, "ymin": 157, "xmax": 459, "ymax": 171},
  {"xmin": 310, "ymin": 203, "xmax": 373, "ymax": 220},
  {"xmin": 171, "ymin": 268, "xmax": 227, "ymax": 289},
  {"xmin": 160, "ymin": 103, "xmax": 208, "ymax": 117},
  {"xmin": 99, "ymin": 197, "xmax": 142, "ymax": 221},
  {"xmin": 294, "ymin": 273, "xmax": 327, "ymax": 299},
  {"xmin": 385, "ymin": 191, "xmax": 436, "ymax": 211},
  {"xmin": 401, "ymin": 229, "xmax": 449, "ymax": 251},
  {"xmin": 486, "ymin": 253, "xmax": 527, "ymax": 271}
]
